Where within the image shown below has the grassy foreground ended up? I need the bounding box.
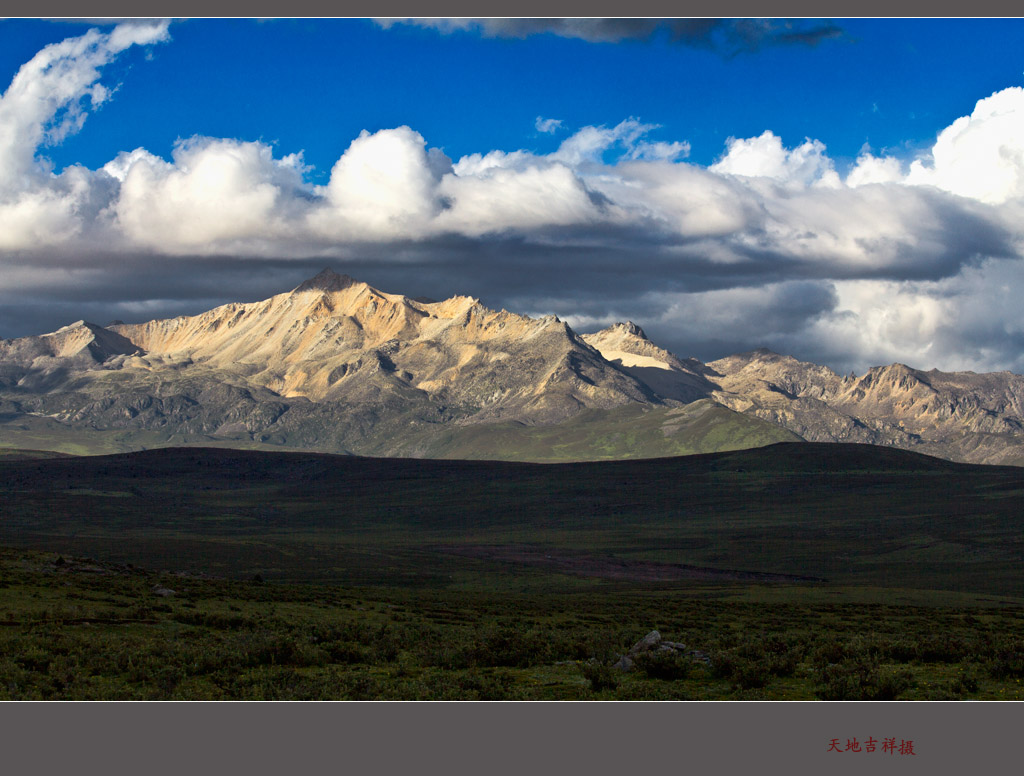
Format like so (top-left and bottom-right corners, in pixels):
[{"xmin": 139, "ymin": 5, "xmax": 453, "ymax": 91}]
[
  {"xmin": 1, "ymin": 443, "xmax": 1022, "ymax": 700},
  {"xmin": 1, "ymin": 547, "xmax": 1022, "ymax": 701}
]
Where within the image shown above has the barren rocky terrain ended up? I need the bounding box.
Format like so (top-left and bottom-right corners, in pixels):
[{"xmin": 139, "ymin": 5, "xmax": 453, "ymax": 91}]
[{"xmin": 3, "ymin": 269, "xmax": 1024, "ymax": 464}]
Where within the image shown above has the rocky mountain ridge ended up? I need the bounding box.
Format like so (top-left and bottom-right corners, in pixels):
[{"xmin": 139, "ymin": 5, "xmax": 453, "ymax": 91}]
[
  {"xmin": 2, "ymin": 269, "xmax": 1024, "ymax": 464},
  {"xmin": 554, "ymin": 311, "xmax": 1024, "ymax": 466},
  {"xmin": 101, "ymin": 269, "xmax": 658, "ymax": 420},
  {"xmin": 705, "ymin": 350, "xmax": 1024, "ymax": 465}
]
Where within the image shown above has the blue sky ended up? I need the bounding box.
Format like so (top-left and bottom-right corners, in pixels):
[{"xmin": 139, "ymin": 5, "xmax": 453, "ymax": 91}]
[
  {"xmin": 13, "ymin": 18, "xmax": 1024, "ymax": 178},
  {"xmin": 4, "ymin": 18, "xmax": 1024, "ymax": 374}
]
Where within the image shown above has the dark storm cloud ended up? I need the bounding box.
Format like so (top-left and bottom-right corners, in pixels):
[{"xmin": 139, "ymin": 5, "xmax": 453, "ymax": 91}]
[
  {"xmin": 472, "ymin": 18, "xmax": 662, "ymax": 43},
  {"xmin": 726, "ymin": 19, "xmax": 844, "ymax": 50},
  {"xmin": 641, "ymin": 280, "xmax": 843, "ymax": 363},
  {"xmin": 666, "ymin": 19, "xmax": 844, "ymax": 56},
  {"xmin": 384, "ymin": 18, "xmax": 846, "ymax": 56}
]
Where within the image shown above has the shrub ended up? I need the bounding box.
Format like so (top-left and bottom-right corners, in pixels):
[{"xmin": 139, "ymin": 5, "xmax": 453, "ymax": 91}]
[
  {"xmin": 370, "ymin": 624, "xmax": 418, "ymax": 664},
  {"xmin": 763, "ymin": 649, "xmax": 800, "ymax": 677},
  {"xmin": 950, "ymin": 666, "xmax": 980, "ymax": 696},
  {"xmin": 580, "ymin": 661, "xmax": 619, "ymax": 692},
  {"xmin": 419, "ymin": 643, "xmax": 472, "ymax": 670},
  {"xmin": 371, "ymin": 637, "xmax": 400, "ymax": 664},
  {"xmin": 816, "ymin": 660, "xmax": 915, "ymax": 701},
  {"xmin": 634, "ymin": 650, "xmax": 692, "ymax": 681},
  {"xmin": 342, "ymin": 673, "xmax": 381, "ymax": 701},
  {"xmin": 882, "ymin": 638, "xmax": 920, "ymax": 663},
  {"xmin": 174, "ymin": 611, "xmax": 256, "ymax": 630},
  {"xmin": 469, "ymin": 626, "xmax": 548, "ymax": 668},
  {"xmin": 457, "ymin": 669, "xmax": 517, "ymax": 700},
  {"xmin": 615, "ymin": 682, "xmax": 692, "ymax": 701},
  {"xmin": 708, "ymin": 650, "xmax": 739, "ymax": 679},
  {"xmin": 705, "ymin": 647, "xmax": 777, "ymax": 689},
  {"xmin": 810, "ymin": 638, "xmax": 847, "ymax": 668},
  {"xmin": 731, "ymin": 658, "xmax": 772, "ymax": 690},
  {"xmin": 325, "ymin": 642, "xmax": 370, "ymax": 664},
  {"xmin": 242, "ymin": 632, "xmax": 326, "ymax": 668},
  {"xmin": 869, "ymin": 666, "xmax": 916, "ymax": 700},
  {"xmin": 987, "ymin": 648, "xmax": 1024, "ymax": 679},
  {"xmin": 914, "ymin": 634, "xmax": 973, "ymax": 664}
]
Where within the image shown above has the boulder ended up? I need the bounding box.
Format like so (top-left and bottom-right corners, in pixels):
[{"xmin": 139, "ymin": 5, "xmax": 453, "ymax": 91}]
[
  {"xmin": 628, "ymin": 630, "xmax": 662, "ymax": 655},
  {"xmin": 612, "ymin": 655, "xmax": 634, "ymax": 672},
  {"xmin": 614, "ymin": 631, "xmax": 701, "ymax": 670}
]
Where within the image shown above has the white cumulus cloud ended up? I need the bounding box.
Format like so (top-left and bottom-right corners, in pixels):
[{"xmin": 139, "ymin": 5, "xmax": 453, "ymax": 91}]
[
  {"xmin": 550, "ymin": 118, "xmax": 660, "ymax": 166},
  {"xmin": 0, "ymin": 22, "xmax": 169, "ymax": 195},
  {"xmin": 111, "ymin": 137, "xmax": 309, "ymax": 252},
  {"xmin": 0, "ymin": 22, "xmax": 169, "ymax": 252},
  {"xmin": 7, "ymin": 27, "xmax": 1024, "ymax": 374},
  {"xmin": 846, "ymin": 150, "xmax": 904, "ymax": 187},
  {"xmin": 906, "ymin": 86, "xmax": 1024, "ymax": 204},
  {"xmin": 436, "ymin": 163, "xmax": 604, "ymax": 236},
  {"xmin": 711, "ymin": 130, "xmax": 839, "ymax": 188},
  {"xmin": 310, "ymin": 126, "xmax": 450, "ymax": 241}
]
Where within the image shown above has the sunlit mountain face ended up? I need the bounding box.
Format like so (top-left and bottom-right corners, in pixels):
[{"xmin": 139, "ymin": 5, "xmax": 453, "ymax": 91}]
[{"xmin": 2, "ymin": 269, "xmax": 1024, "ymax": 466}]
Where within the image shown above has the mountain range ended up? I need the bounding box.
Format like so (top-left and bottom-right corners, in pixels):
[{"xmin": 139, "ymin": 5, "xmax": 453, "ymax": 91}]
[{"xmin": 3, "ymin": 268, "xmax": 1024, "ymax": 465}]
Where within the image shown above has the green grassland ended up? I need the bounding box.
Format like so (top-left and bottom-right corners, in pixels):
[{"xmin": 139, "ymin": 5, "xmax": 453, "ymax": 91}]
[
  {"xmin": 400, "ymin": 401, "xmax": 803, "ymax": 461},
  {"xmin": 0, "ymin": 412, "xmax": 319, "ymax": 457},
  {"xmin": 0, "ymin": 399, "xmax": 799, "ymax": 461},
  {"xmin": 0, "ymin": 548, "xmax": 1021, "ymax": 700},
  {"xmin": 0, "ymin": 442, "xmax": 1022, "ymax": 699}
]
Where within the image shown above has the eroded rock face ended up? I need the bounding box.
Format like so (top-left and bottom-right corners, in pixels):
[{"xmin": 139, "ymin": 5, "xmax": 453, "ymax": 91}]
[
  {"xmin": 582, "ymin": 324, "xmax": 717, "ymax": 404},
  {"xmin": 0, "ymin": 271, "xmax": 671, "ymax": 456},
  {"xmin": 705, "ymin": 350, "xmax": 1024, "ymax": 465},
  {"xmin": 0, "ymin": 320, "xmax": 143, "ymax": 390},
  {"xmin": 102, "ymin": 270, "xmax": 660, "ymax": 419},
  {"xmin": 582, "ymin": 326, "xmax": 1024, "ymax": 465},
  {"xmin": 3, "ymin": 271, "xmax": 1024, "ymax": 465}
]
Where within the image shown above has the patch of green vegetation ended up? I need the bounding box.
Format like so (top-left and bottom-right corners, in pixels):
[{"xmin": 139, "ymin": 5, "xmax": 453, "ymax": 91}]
[
  {"xmin": 0, "ymin": 415, "xmax": 319, "ymax": 457},
  {"xmin": 0, "ymin": 547, "xmax": 1021, "ymax": 701},
  {"xmin": 405, "ymin": 401, "xmax": 801, "ymax": 462},
  {"xmin": 0, "ymin": 448, "xmax": 74, "ymax": 460},
  {"xmin": 1, "ymin": 400, "xmax": 799, "ymax": 463}
]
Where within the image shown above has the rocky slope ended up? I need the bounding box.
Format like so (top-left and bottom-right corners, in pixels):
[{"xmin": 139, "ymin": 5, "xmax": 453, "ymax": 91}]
[
  {"xmin": 574, "ymin": 325, "xmax": 1024, "ymax": 466},
  {"xmin": 3, "ymin": 270, "xmax": 1024, "ymax": 465},
  {"xmin": 705, "ymin": 349, "xmax": 1024, "ymax": 465},
  {"xmin": 581, "ymin": 322, "xmax": 717, "ymax": 404},
  {"xmin": 102, "ymin": 269, "xmax": 660, "ymax": 425},
  {"xmin": 0, "ymin": 270, "xmax": 793, "ymax": 459}
]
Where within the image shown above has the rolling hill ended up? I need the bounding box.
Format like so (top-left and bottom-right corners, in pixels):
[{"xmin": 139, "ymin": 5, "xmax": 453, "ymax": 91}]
[{"xmin": 1, "ymin": 442, "xmax": 1021, "ymax": 596}]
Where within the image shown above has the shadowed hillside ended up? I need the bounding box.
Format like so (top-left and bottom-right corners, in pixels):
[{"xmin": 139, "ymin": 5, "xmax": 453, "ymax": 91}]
[{"xmin": 1, "ymin": 442, "xmax": 1021, "ymax": 596}]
